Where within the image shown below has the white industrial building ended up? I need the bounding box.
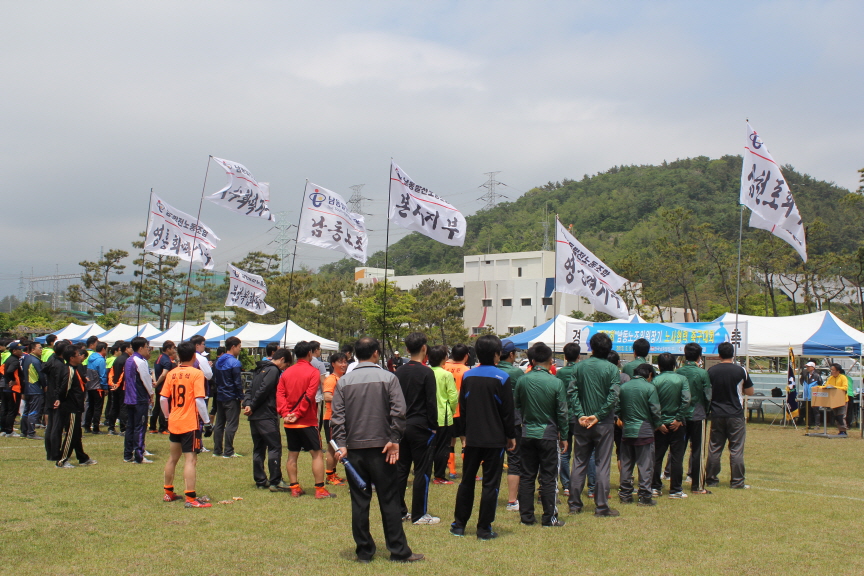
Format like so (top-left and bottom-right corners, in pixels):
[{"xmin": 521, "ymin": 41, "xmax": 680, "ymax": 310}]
[{"xmin": 354, "ymin": 250, "xmax": 684, "ymax": 335}]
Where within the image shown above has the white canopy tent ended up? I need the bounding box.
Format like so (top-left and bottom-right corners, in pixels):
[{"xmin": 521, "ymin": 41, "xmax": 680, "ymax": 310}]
[
  {"xmin": 715, "ymin": 311, "xmax": 864, "ymax": 357},
  {"xmin": 35, "ymin": 323, "xmax": 94, "ymax": 343},
  {"xmin": 95, "ymin": 323, "xmax": 164, "ymax": 344},
  {"xmin": 71, "ymin": 323, "xmax": 112, "ymax": 343},
  {"xmin": 207, "ymin": 321, "xmax": 338, "ymax": 351},
  {"xmin": 148, "ymin": 322, "xmax": 225, "ymax": 348}
]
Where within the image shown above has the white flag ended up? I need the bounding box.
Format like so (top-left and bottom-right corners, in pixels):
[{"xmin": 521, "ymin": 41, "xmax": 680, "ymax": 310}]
[
  {"xmin": 225, "ymin": 264, "xmax": 275, "ymax": 315},
  {"xmin": 555, "ymin": 220, "xmax": 629, "ymax": 319},
  {"xmin": 207, "ymin": 157, "xmax": 274, "ymax": 221},
  {"xmin": 297, "ymin": 182, "xmax": 368, "ymax": 263},
  {"xmin": 145, "ymin": 193, "xmax": 220, "ymax": 269},
  {"xmin": 740, "ymin": 123, "xmax": 807, "ymax": 261},
  {"xmin": 389, "ymin": 161, "xmax": 466, "ymax": 247}
]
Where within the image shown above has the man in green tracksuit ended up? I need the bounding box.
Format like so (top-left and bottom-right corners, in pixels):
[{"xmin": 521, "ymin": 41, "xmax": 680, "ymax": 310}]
[
  {"xmin": 676, "ymin": 343, "xmax": 712, "ymax": 494},
  {"xmin": 650, "ymin": 353, "xmax": 690, "ymax": 499},
  {"xmin": 567, "ymin": 332, "xmax": 620, "ymax": 517},
  {"xmin": 556, "ymin": 342, "xmax": 580, "ymax": 495},
  {"xmin": 514, "ymin": 343, "xmax": 568, "ymax": 527},
  {"xmin": 498, "ymin": 340, "xmax": 524, "ymax": 511},
  {"xmin": 618, "ymin": 363, "xmax": 662, "ymax": 507},
  {"xmin": 622, "ymin": 338, "xmax": 650, "ymax": 378}
]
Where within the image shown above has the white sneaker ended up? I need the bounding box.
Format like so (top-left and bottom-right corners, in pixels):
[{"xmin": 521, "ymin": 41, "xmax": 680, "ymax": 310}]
[
  {"xmin": 200, "ymin": 447, "xmax": 211, "ymax": 453},
  {"xmin": 144, "ymin": 450, "xmax": 155, "ymax": 456},
  {"xmin": 685, "ymin": 476, "xmax": 692, "ymax": 483},
  {"xmin": 506, "ymin": 501, "xmax": 519, "ymax": 511},
  {"xmin": 660, "ymin": 474, "xmax": 669, "ymax": 481},
  {"xmin": 139, "ymin": 458, "xmax": 154, "ymax": 464},
  {"xmin": 413, "ymin": 514, "xmax": 440, "ymax": 525}
]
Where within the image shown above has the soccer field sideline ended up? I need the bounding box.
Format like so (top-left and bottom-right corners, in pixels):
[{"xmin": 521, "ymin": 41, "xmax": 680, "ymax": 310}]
[{"xmin": 2, "ymin": 423, "xmax": 863, "ymax": 576}]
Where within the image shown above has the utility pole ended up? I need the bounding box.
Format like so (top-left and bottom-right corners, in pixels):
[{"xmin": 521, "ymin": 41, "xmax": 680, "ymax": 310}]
[{"xmin": 478, "ymin": 171, "xmax": 507, "ymax": 211}]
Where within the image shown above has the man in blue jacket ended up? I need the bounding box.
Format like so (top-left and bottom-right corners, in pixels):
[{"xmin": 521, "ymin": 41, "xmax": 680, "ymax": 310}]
[
  {"xmin": 21, "ymin": 341, "xmax": 45, "ymax": 439},
  {"xmin": 212, "ymin": 336, "xmax": 244, "ymax": 458},
  {"xmin": 84, "ymin": 342, "xmax": 108, "ymax": 434}
]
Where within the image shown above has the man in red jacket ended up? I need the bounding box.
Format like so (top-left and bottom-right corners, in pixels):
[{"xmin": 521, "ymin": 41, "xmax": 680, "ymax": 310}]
[{"xmin": 276, "ymin": 341, "xmax": 335, "ymax": 499}]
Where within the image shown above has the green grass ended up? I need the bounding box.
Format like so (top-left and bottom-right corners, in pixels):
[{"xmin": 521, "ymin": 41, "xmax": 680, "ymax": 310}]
[{"xmin": 2, "ymin": 423, "xmax": 863, "ymax": 576}]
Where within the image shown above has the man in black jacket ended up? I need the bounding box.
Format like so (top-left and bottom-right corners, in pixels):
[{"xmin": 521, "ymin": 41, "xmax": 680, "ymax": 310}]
[
  {"xmin": 42, "ymin": 341, "xmax": 69, "ymax": 461},
  {"xmin": 450, "ymin": 335, "xmax": 517, "ymax": 541},
  {"xmin": 243, "ymin": 349, "xmax": 293, "ymax": 491},
  {"xmin": 56, "ymin": 346, "xmax": 97, "ymax": 468},
  {"xmin": 394, "ymin": 332, "xmax": 440, "ymax": 525}
]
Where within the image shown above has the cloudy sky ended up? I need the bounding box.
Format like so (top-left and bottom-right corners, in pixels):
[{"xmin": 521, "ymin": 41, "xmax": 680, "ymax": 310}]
[{"xmin": 3, "ymin": 1, "xmax": 862, "ymax": 299}]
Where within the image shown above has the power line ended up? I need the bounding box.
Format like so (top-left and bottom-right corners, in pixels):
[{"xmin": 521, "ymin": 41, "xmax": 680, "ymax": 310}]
[{"xmin": 478, "ymin": 171, "xmax": 508, "ymax": 211}]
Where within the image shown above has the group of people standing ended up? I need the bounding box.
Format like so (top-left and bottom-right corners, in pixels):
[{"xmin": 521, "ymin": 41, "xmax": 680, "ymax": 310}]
[{"xmin": 1, "ymin": 327, "xmax": 760, "ymax": 564}]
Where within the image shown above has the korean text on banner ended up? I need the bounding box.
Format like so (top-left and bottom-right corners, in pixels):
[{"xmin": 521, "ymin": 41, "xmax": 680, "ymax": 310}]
[
  {"xmin": 740, "ymin": 123, "xmax": 807, "ymax": 261},
  {"xmin": 225, "ymin": 264, "xmax": 275, "ymax": 315},
  {"xmin": 389, "ymin": 161, "xmax": 465, "ymax": 247},
  {"xmin": 145, "ymin": 194, "xmax": 220, "ymax": 270},
  {"xmin": 296, "ymin": 183, "xmax": 368, "ymax": 263},
  {"xmin": 577, "ymin": 320, "xmax": 748, "ymax": 356},
  {"xmin": 207, "ymin": 157, "xmax": 274, "ymax": 221},
  {"xmin": 554, "ymin": 220, "xmax": 629, "ymax": 319}
]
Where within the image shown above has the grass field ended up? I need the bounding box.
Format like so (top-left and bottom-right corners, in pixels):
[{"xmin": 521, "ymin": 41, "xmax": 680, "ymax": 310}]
[{"xmin": 2, "ymin": 422, "xmax": 863, "ymax": 576}]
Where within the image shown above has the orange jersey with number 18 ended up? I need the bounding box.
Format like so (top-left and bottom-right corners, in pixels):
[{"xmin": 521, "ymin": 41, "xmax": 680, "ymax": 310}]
[{"xmin": 160, "ymin": 365, "xmax": 206, "ymax": 434}]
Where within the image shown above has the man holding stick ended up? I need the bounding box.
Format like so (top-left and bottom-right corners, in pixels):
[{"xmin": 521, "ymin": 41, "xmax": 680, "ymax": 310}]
[{"xmin": 331, "ymin": 337, "xmax": 423, "ymax": 564}]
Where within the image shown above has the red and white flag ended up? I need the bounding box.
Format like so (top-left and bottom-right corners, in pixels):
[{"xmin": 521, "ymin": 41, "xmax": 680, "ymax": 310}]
[
  {"xmin": 389, "ymin": 161, "xmax": 466, "ymax": 247},
  {"xmin": 740, "ymin": 123, "xmax": 807, "ymax": 261},
  {"xmin": 207, "ymin": 157, "xmax": 274, "ymax": 221}
]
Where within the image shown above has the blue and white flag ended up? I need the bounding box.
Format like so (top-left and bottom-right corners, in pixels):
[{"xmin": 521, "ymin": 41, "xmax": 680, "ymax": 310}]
[{"xmin": 297, "ymin": 182, "xmax": 368, "ymax": 263}]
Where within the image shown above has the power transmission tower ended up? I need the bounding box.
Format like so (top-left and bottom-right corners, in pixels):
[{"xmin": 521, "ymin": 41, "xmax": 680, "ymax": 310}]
[
  {"xmin": 269, "ymin": 211, "xmax": 296, "ymax": 274},
  {"xmin": 347, "ymin": 184, "xmax": 370, "ymax": 215},
  {"xmin": 478, "ymin": 171, "xmax": 507, "ymax": 211},
  {"xmin": 540, "ymin": 202, "xmax": 551, "ymax": 251}
]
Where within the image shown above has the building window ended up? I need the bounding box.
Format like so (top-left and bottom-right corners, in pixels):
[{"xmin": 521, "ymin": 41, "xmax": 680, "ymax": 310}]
[
  {"xmin": 517, "ymin": 267, "xmax": 522, "ymax": 277},
  {"xmin": 471, "ymin": 327, "xmax": 485, "ymax": 335},
  {"xmin": 521, "ymin": 298, "xmax": 532, "ymax": 306},
  {"xmin": 508, "ymin": 326, "xmax": 524, "ymax": 334},
  {"xmin": 482, "ymin": 299, "xmax": 492, "ymax": 307},
  {"xmin": 542, "ymin": 297, "xmax": 553, "ymax": 306},
  {"xmin": 455, "ymin": 287, "xmax": 464, "ymax": 297},
  {"xmin": 502, "ymin": 298, "xmax": 512, "ymax": 307},
  {"xmin": 485, "ymin": 260, "xmax": 491, "ymax": 265}
]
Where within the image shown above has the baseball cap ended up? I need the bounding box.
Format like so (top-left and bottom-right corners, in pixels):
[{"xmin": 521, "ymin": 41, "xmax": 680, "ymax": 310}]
[
  {"xmin": 501, "ymin": 340, "xmax": 517, "ymax": 354},
  {"xmin": 805, "ymin": 361, "xmax": 816, "ymax": 367},
  {"xmin": 7, "ymin": 343, "xmax": 22, "ymax": 352}
]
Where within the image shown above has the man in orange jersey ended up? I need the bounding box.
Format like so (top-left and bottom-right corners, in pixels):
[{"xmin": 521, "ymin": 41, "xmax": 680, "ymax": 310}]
[
  {"xmin": 160, "ymin": 341, "xmax": 213, "ymax": 508},
  {"xmin": 443, "ymin": 344, "xmax": 470, "ymax": 477}
]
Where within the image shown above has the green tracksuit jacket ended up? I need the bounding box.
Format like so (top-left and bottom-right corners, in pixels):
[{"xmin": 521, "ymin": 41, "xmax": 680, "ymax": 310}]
[
  {"xmin": 567, "ymin": 356, "xmax": 620, "ymax": 423},
  {"xmin": 514, "ymin": 367, "xmax": 569, "ymax": 440},
  {"xmin": 652, "ymin": 371, "xmax": 691, "ymax": 425},
  {"xmin": 618, "ymin": 375, "xmax": 662, "ymax": 439}
]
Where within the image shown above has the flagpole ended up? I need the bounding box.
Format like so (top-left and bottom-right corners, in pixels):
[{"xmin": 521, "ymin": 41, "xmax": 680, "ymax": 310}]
[
  {"xmin": 282, "ymin": 180, "xmax": 308, "ymax": 347},
  {"xmin": 180, "ymin": 155, "xmax": 212, "ymax": 341},
  {"xmin": 382, "ymin": 160, "xmax": 393, "ymax": 366},
  {"xmin": 553, "ymin": 215, "xmax": 558, "ymax": 358},
  {"xmin": 135, "ymin": 189, "xmax": 154, "ymax": 330},
  {"xmin": 734, "ymin": 204, "xmax": 744, "ymax": 355}
]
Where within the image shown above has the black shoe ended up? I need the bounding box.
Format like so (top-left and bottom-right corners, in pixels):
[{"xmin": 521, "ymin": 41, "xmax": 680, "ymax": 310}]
[
  {"xmin": 730, "ymin": 484, "xmax": 751, "ymax": 490},
  {"xmin": 477, "ymin": 531, "xmax": 498, "ymax": 541},
  {"xmin": 92, "ymin": 430, "xmax": 102, "ymax": 435},
  {"xmin": 594, "ymin": 508, "xmax": 620, "ymax": 517},
  {"xmin": 354, "ymin": 557, "xmax": 372, "ymax": 564},
  {"xmin": 449, "ymin": 526, "xmax": 465, "ymax": 537},
  {"xmin": 390, "ymin": 553, "xmax": 424, "ymax": 563},
  {"xmin": 638, "ymin": 497, "xmax": 657, "ymax": 506},
  {"xmin": 543, "ymin": 519, "xmax": 566, "ymax": 528},
  {"xmin": 568, "ymin": 505, "xmax": 582, "ymax": 514},
  {"xmin": 520, "ymin": 520, "xmax": 537, "ymax": 526},
  {"xmin": 256, "ymin": 484, "xmax": 270, "ymax": 490},
  {"xmin": 619, "ymin": 494, "xmax": 634, "ymax": 504},
  {"xmin": 706, "ymin": 481, "xmax": 719, "ymax": 487},
  {"xmin": 83, "ymin": 427, "xmax": 92, "ymax": 434}
]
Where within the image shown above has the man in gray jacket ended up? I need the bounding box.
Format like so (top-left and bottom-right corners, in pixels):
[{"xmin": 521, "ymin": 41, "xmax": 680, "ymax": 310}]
[{"xmin": 331, "ymin": 337, "xmax": 423, "ymax": 564}]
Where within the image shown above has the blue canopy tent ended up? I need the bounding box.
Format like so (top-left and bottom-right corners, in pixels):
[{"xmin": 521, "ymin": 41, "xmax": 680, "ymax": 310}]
[{"xmin": 803, "ymin": 313, "xmax": 862, "ymax": 356}]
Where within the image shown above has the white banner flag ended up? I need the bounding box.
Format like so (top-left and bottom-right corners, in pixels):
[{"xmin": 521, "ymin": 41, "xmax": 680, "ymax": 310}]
[
  {"xmin": 297, "ymin": 182, "xmax": 368, "ymax": 263},
  {"xmin": 555, "ymin": 220, "xmax": 629, "ymax": 319},
  {"xmin": 389, "ymin": 161, "xmax": 466, "ymax": 247},
  {"xmin": 207, "ymin": 157, "xmax": 274, "ymax": 221},
  {"xmin": 740, "ymin": 123, "xmax": 807, "ymax": 261},
  {"xmin": 145, "ymin": 193, "xmax": 220, "ymax": 269},
  {"xmin": 225, "ymin": 264, "xmax": 275, "ymax": 315}
]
